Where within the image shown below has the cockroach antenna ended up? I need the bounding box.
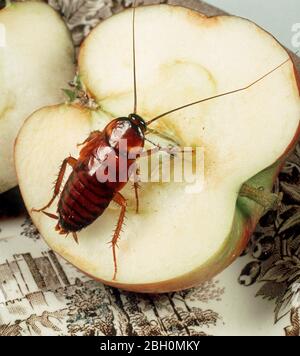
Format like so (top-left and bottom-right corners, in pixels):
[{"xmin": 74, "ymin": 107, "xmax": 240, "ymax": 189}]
[
  {"xmin": 144, "ymin": 137, "xmax": 161, "ymax": 149},
  {"xmin": 132, "ymin": 0, "xmax": 138, "ymax": 114},
  {"xmin": 146, "ymin": 52, "xmax": 299, "ymax": 126}
]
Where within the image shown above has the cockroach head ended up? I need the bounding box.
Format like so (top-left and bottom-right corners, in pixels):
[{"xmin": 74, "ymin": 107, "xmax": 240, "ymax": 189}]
[
  {"xmin": 105, "ymin": 115, "xmax": 146, "ymax": 155},
  {"xmin": 128, "ymin": 113, "xmax": 147, "ymax": 133}
]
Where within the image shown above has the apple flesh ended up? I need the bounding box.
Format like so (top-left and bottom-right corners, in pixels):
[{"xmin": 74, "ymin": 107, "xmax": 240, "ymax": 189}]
[
  {"xmin": 0, "ymin": 1, "xmax": 75, "ymax": 193},
  {"xmin": 15, "ymin": 5, "xmax": 300, "ymax": 292}
]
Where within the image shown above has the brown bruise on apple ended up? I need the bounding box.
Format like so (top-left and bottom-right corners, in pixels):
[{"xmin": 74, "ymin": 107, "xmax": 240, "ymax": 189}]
[{"xmin": 16, "ymin": 5, "xmax": 300, "ymax": 292}]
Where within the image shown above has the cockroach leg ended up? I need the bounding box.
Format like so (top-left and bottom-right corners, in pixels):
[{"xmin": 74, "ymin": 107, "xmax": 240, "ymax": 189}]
[
  {"xmin": 42, "ymin": 211, "xmax": 59, "ymax": 220},
  {"xmin": 32, "ymin": 156, "xmax": 77, "ymax": 214},
  {"xmin": 133, "ymin": 181, "xmax": 140, "ymax": 214},
  {"xmin": 146, "ymin": 127, "xmax": 181, "ymax": 147},
  {"xmin": 167, "ymin": 147, "xmax": 196, "ymax": 157},
  {"xmin": 110, "ymin": 192, "xmax": 127, "ymax": 280},
  {"xmin": 72, "ymin": 232, "xmax": 79, "ymax": 245},
  {"xmin": 77, "ymin": 130, "xmax": 102, "ymax": 147},
  {"xmin": 136, "ymin": 147, "xmax": 161, "ymax": 159},
  {"xmin": 138, "ymin": 146, "xmax": 195, "ymax": 159},
  {"xmin": 131, "ymin": 164, "xmax": 141, "ymax": 214}
]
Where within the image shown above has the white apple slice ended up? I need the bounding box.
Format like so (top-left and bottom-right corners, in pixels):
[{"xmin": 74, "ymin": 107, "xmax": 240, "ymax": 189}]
[
  {"xmin": 0, "ymin": 1, "xmax": 75, "ymax": 193},
  {"xmin": 16, "ymin": 5, "xmax": 300, "ymax": 292}
]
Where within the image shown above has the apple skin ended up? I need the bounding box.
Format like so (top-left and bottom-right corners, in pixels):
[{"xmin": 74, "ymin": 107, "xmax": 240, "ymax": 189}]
[
  {"xmin": 0, "ymin": 1, "xmax": 75, "ymax": 194},
  {"xmin": 21, "ymin": 92, "xmax": 299, "ymax": 295},
  {"xmin": 75, "ymin": 42, "xmax": 300, "ymax": 292},
  {"xmin": 75, "ymin": 126, "xmax": 300, "ymax": 294},
  {"xmin": 89, "ymin": 58, "xmax": 300, "ymax": 293},
  {"xmin": 15, "ymin": 75, "xmax": 300, "ymax": 294},
  {"xmin": 15, "ymin": 9, "xmax": 300, "ymax": 293}
]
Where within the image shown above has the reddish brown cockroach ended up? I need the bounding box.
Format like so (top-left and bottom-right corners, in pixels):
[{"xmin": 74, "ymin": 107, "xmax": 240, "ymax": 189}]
[{"xmin": 33, "ymin": 1, "xmax": 293, "ymax": 280}]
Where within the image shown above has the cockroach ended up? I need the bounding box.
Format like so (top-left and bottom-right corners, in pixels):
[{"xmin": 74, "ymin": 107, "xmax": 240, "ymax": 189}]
[{"xmin": 33, "ymin": 1, "xmax": 294, "ymax": 280}]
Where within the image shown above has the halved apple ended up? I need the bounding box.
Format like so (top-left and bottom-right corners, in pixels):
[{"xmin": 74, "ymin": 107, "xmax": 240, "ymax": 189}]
[
  {"xmin": 15, "ymin": 5, "xmax": 300, "ymax": 293},
  {"xmin": 0, "ymin": 1, "xmax": 75, "ymax": 193}
]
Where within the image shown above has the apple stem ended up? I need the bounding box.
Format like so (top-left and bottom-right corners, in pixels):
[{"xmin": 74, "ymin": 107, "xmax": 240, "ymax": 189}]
[{"xmin": 239, "ymin": 184, "xmax": 282, "ymax": 213}]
